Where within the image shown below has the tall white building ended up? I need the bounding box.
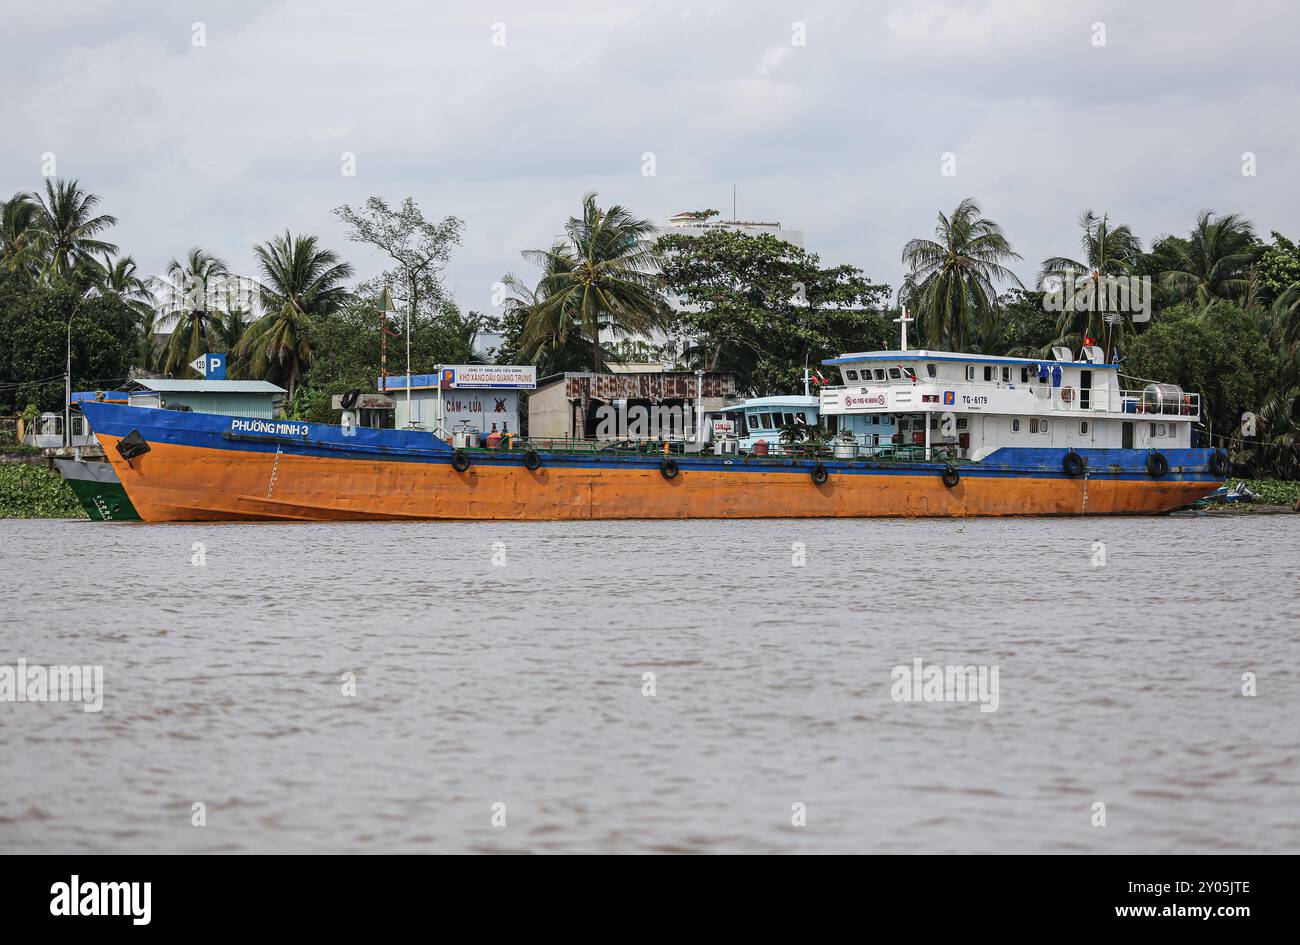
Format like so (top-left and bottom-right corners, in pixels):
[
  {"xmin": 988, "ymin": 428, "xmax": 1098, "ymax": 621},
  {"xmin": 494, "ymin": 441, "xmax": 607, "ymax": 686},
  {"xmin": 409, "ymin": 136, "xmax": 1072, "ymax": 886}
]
[{"xmin": 665, "ymin": 211, "xmax": 804, "ymax": 247}]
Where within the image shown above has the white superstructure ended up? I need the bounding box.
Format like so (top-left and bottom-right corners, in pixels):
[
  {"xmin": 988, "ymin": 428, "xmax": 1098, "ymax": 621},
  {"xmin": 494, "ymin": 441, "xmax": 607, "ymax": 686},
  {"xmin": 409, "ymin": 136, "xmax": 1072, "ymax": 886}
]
[{"xmin": 819, "ymin": 345, "xmax": 1201, "ymax": 461}]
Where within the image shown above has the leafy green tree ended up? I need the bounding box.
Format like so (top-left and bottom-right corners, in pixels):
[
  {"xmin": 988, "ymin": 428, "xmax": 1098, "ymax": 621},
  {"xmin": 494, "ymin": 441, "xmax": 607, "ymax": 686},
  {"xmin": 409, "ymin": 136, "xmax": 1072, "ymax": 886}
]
[
  {"xmin": 901, "ymin": 197, "xmax": 1022, "ymax": 350},
  {"xmin": 657, "ymin": 228, "xmax": 890, "ymax": 395},
  {"xmin": 1159, "ymin": 211, "xmax": 1258, "ymax": 305},
  {"xmin": 0, "ymin": 272, "xmax": 135, "ymax": 412},
  {"xmin": 1253, "ymin": 232, "xmax": 1300, "ymax": 307},
  {"xmin": 977, "ymin": 288, "xmax": 1059, "ymax": 356},
  {"xmin": 30, "ymin": 178, "xmax": 119, "ymax": 281},
  {"xmin": 235, "ymin": 231, "xmax": 354, "ymax": 401},
  {"xmin": 1124, "ymin": 301, "xmax": 1281, "ymax": 461},
  {"xmin": 520, "ymin": 193, "xmax": 669, "ymax": 372}
]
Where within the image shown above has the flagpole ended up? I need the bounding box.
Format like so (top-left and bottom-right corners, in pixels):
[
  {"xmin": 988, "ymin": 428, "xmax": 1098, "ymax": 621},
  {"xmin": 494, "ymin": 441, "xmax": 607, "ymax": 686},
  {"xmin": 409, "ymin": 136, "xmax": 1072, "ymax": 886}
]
[{"xmin": 405, "ymin": 298, "xmax": 411, "ymax": 428}]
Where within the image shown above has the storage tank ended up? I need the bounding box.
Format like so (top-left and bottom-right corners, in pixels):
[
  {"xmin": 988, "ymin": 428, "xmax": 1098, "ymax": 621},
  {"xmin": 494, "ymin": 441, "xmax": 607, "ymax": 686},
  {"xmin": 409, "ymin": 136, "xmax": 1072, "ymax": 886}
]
[{"xmin": 1142, "ymin": 383, "xmax": 1184, "ymax": 415}]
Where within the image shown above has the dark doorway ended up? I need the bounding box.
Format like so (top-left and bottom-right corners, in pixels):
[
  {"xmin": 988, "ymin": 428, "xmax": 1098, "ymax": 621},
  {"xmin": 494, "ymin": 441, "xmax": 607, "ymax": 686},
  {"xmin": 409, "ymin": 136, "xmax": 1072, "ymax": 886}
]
[
  {"xmin": 1080, "ymin": 369, "xmax": 1092, "ymax": 409},
  {"xmin": 1122, "ymin": 421, "xmax": 1133, "ymax": 449}
]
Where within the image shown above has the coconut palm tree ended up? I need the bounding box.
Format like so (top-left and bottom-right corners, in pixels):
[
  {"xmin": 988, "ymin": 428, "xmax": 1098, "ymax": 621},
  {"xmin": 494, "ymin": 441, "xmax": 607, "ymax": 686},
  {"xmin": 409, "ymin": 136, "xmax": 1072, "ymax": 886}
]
[
  {"xmin": 901, "ymin": 198, "xmax": 1022, "ymax": 350},
  {"xmin": 30, "ymin": 178, "xmax": 119, "ymax": 281},
  {"xmin": 1160, "ymin": 211, "xmax": 1257, "ymax": 306},
  {"xmin": 96, "ymin": 255, "xmax": 156, "ymax": 323},
  {"xmin": 155, "ymin": 248, "xmax": 231, "ymax": 377},
  {"xmin": 1038, "ymin": 210, "xmax": 1143, "ymax": 354},
  {"xmin": 520, "ymin": 194, "xmax": 668, "ymax": 373},
  {"xmin": 0, "ymin": 192, "xmax": 42, "ymax": 278},
  {"xmin": 235, "ymin": 231, "xmax": 354, "ymax": 400}
]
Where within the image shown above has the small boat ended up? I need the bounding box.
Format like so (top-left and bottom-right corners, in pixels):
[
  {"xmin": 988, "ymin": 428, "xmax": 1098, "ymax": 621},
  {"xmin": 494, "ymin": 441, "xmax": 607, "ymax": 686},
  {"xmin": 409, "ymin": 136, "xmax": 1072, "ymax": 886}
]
[{"xmin": 52, "ymin": 457, "xmax": 141, "ymax": 521}]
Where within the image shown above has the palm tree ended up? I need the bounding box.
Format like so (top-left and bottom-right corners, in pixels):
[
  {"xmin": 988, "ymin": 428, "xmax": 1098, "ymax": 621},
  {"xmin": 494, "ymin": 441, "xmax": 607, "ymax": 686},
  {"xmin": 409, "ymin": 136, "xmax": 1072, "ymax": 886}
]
[
  {"xmin": 235, "ymin": 231, "xmax": 354, "ymax": 400},
  {"xmin": 1160, "ymin": 211, "xmax": 1257, "ymax": 305},
  {"xmin": 155, "ymin": 248, "xmax": 230, "ymax": 377},
  {"xmin": 97, "ymin": 254, "xmax": 156, "ymax": 322},
  {"xmin": 0, "ymin": 192, "xmax": 41, "ymax": 278},
  {"xmin": 30, "ymin": 178, "xmax": 118, "ymax": 281},
  {"xmin": 520, "ymin": 194, "xmax": 668, "ymax": 372},
  {"xmin": 901, "ymin": 198, "xmax": 1022, "ymax": 350},
  {"xmin": 1038, "ymin": 210, "xmax": 1143, "ymax": 354}
]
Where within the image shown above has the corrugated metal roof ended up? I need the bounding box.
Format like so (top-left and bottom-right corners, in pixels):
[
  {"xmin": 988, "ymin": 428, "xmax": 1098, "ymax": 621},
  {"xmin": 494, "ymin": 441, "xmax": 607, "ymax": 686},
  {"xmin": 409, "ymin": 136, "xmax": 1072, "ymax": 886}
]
[{"xmin": 129, "ymin": 380, "xmax": 287, "ymax": 394}]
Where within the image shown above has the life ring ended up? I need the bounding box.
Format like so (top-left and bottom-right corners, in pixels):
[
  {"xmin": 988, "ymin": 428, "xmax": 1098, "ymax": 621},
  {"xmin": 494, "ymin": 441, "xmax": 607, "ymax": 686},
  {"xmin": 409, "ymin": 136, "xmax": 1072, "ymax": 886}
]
[
  {"xmin": 941, "ymin": 464, "xmax": 960, "ymax": 488},
  {"xmin": 1146, "ymin": 451, "xmax": 1169, "ymax": 478},
  {"xmin": 660, "ymin": 458, "xmax": 679, "ymax": 480},
  {"xmin": 1060, "ymin": 386, "xmax": 1075, "ymax": 403},
  {"xmin": 451, "ymin": 450, "xmax": 471, "ymax": 472},
  {"xmin": 1208, "ymin": 451, "xmax": 1230, "ymax": 478},
  {"xmin": 524, "ymin": 449, "xmax": 542, "ymax": 471},
  {"xmin": 340, "ymin": 388, "xmax": 361, "ymax": 409},
  {"xmin": 811, "ymin": 463, "xmax": 829, "ymax": 485},
  {"xmin": 1062, "ymin": 450, "xmax": 1086, "ymax": 478}
]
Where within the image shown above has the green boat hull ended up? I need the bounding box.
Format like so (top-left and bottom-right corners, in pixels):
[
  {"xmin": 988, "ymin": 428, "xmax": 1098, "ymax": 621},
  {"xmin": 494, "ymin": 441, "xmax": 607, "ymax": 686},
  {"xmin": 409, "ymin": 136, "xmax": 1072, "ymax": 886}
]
[{"xmin": 53, "ymin": 458, "xmax": 141, "ymax": 521}]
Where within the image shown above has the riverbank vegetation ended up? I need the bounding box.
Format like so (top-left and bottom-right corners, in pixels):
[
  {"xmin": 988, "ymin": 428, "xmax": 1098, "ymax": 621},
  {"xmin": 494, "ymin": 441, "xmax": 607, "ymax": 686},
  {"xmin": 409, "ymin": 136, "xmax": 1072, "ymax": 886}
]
[
  {"xmin": 1, "ymin": 179, "xmax": 1298, "ymax": 477},
  {"xmin": 0, "ymin": 462, "xmax": 85, "ymax": 518}
]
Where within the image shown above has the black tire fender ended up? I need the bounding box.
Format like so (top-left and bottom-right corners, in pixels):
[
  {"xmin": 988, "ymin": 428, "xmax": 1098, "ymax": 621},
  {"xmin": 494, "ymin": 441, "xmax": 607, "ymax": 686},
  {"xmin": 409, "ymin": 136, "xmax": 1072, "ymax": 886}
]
[
  {"xmin": 524, "ymin": 449, "xmax": 542, "ymax": 471},
  {"xmin": 941, "ymin": 464, "xmax": 960, "ymax": 488},
  {"xmin": 1147, "ymin": 451, "xmax": 1169, "ymax": 478},
  {"xmin": 1062, "ymin": 450, "xmax": 1086, "ymax": 478},
  {"xmin": 1208, "ymin": 450, "xmax": 1230, "ymax": 478},
  {"xmin": 340, "ymin": 388, "xmax": 361, "ymax": 410},
  {"xmin": 451, "ymin": 450, "xmax": 471, "ymax": 473},
  {"xmin": 811, "ymin": 463, "xmax": 829, "ymax": 485},
  {"xmin": 660, "ymin": 458, "xmax": 679, "ymax": 480}
]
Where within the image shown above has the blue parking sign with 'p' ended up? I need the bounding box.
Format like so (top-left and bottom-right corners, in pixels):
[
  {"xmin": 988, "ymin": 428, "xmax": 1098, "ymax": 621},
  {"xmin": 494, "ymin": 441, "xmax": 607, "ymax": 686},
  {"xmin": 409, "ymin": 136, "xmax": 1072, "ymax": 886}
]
[{"xmin": 206, "ymin": 354, "xmax": 227, "ymax": 380}]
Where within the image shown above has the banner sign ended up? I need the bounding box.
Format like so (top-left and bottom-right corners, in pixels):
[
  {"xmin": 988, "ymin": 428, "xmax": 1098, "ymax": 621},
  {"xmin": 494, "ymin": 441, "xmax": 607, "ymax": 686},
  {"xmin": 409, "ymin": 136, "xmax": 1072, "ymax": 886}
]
[{"xmin": 442, "ymin": 365, "xmax": 536, "ymax": 389}]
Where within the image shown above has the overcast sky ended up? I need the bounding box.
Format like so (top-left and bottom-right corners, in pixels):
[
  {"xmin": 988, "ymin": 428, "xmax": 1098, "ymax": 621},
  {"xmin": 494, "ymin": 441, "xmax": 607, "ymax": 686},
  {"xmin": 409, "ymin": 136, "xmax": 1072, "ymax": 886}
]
[{"xmin": 4, "ymin": 0, "xmax": 1297, "ymax": 313}]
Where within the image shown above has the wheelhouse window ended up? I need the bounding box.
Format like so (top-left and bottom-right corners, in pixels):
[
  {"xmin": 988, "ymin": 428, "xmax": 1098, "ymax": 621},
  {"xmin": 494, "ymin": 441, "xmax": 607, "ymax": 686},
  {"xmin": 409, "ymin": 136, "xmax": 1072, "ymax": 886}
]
[
  {"xmin": 926, "ymin": 363, "xmax": 937, "ymax": 378},
  {"xmin": 888, "ymin": 367, "xmax": 902, "ymax": 380},
  {"xmin": 983, "ymin": 365, "xmax": 994, "ymax": 381},
  {"xmin": 1041, "ymin": 420, "xmax": 1050, "ymax": 434},
  {"xmin": 1011, "ymin": 419, "xmax": 1020, "ymax": 432},
  {"xmin": 874, "ymin": 369, "xmax": 886, "ymax": 380},
  {"xmin": 1021, "ymin": 367, "xmax": 1030, "ymax": 383},
  {"xmin": 966, "ymin": 365, "xmax": 976, "ymax": 381},
  {"xmin": 1079, "ymin": 420, "xmax": 1089, "ymax": 435},
  {"xmin": 1001, "ymin": 366, "xmax": 1011, "ymax": 382},
  {"xmin": 903, "ymin": 366, "xmax": 918, "ymax": 382},
  {"xmin": 845, "ymin": 370, "xmax": 858, "ymax": 381},
  {"xmin": 1157, "ymin": 422, "xmax": 1167, "ymax": 436},
  {"xmin": 956, "ymin": 418, "xmax": 969, "ymax": 431}
]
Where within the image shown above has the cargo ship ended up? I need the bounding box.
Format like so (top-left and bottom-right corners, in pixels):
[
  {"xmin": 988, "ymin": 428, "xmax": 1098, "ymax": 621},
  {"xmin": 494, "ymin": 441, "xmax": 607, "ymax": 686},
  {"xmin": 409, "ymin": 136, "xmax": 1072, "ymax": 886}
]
[{"xmin": 78, "ymin": 341, "xmax": 1227, "ymax": 522}]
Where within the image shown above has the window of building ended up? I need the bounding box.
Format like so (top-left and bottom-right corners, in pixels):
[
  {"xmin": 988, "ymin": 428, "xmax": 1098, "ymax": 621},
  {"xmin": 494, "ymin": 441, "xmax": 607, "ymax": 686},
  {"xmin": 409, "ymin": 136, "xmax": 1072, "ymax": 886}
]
[
  {"xmin": 784, "ymin": 413, "xmax": 795, "ymax": 426},
  {"xmin": 966, "ymin": 365, "xmax": 976, "ymax": 381},
  {"xmin": 796, "ymin": 412, "xmax": 807, "ymax": 423},
  {"xmin": 845, "ymin": 370, "xmax": 858, "ymax": 381},
  {"xmin": 1011, "ymin": 418, "xmax": 1021, "ymax": 432},
  {"xmin": 888, "ymin": 367, "xmax": 901, "ymax": 380},
  {"xmin": 926, "ymin": 363, "xmax": 937, "ymax": 378}
]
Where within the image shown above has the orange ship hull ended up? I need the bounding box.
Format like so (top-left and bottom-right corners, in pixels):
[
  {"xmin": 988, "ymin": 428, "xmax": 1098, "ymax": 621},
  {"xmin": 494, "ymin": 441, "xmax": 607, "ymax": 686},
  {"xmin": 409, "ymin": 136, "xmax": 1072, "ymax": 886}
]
[{"xmin": 92, "ymin": 431, "xmax": 1219, "ymax": 522}]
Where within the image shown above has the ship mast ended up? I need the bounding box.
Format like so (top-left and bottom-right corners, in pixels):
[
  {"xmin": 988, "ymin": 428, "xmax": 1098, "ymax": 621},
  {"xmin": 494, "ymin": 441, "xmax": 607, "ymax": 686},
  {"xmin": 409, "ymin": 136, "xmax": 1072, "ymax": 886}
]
[{"xmin": 894, "ymin": 306, "xmax": 913, "ymax": 352}]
